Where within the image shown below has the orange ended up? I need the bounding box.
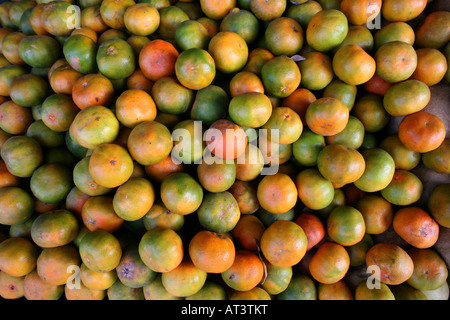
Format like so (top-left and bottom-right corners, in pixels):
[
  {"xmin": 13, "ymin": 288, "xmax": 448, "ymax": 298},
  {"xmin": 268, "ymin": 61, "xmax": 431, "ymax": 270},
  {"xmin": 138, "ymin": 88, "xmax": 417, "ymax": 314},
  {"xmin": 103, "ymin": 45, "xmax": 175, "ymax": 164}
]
[
  {"xmin": 197, "ymin": 191, "xmax": 241, "ymax": 234},
  {"xmin": 72, "ymin": 74, "xmax": 114, "ymax": 110},
  {"xmin": 381, "ymin": 0, "xmax": 427, "ymax": 22},
  {"xmin": 139, "ymin": 228, "xmax": 184, "ymax": 273},
  {"xmin": 2, "ymin": 32, "xmax": 26, "ymax": 66},
  {"xmin": 228, "ymin": 180, "xmax": 260, "ymax": 215},
  {"xmin": 305, "ymin": 97, "xmax": 349, "ymax": 136},
  {"xmin": 197, "ymin": 158, "xmax": 236, "ymax": 193},
  {"xmin": 228, "ymin": 92, "xmax": 272, "ymax": 129},
  {"xmin": 80, "ymin": 263, "xmax": 117, "ymax": 291},
  {"xmin": 318, "ymin": 280, "xmax": 354, "ymax": 300},
  {"xmin": 23, "ymin": 270, "xmax": 63, "ymax": 300},
  {"xmin": 428, "ymin": 183, "xmax": 450, "ymax": 228},
  {"xmin": 352, "ymin": 94, "xmax": 390, "ymax": 133},
  {"xmin": 393, "ymin": 207, "xmax": 439, "ymax": 249},
  {"xmin": 161, "ymin": 259, "xmax": 207, "ymax": 297},
  {"xmin": 175, "ymin": 48, "xmax": 216, "ymax": 90},
  {"xmin": 231, "ymin": 214, "xmax": 265, "ymax": 251},
  {"xmin": 127, "ymin": 121, "xmax": 173, "ymax": 166},
  {"xmin": 260, "ymin": 260, "xmax": 293, "ymax": 295},
  {"xmin": 398, "ymin": 111, "xmax": 446, "ymax": 153},
  {"xmin": 200, "ymin": 0, "xmax": 235, "ymax": 20},
  {"xmin": 29, "ymin": 4, "xmax": 49, "ymax": 36},
  {"xmin": 295, "ymin": 168, "xmax": 335, "ymax": 210},
  {"xmin": 113, "ymin": 177, "xmax": 155, "ymax": 221},
  {"xmin": 81, "ymin": 196, "xmax": 124, "ymax": 233},
  {"xmin": 407, "ymin": 248, "xmax": 448, "ymax": 291},
  {"xmin": 115, "ymin": 89, "xmax": 157, "ymax": 128},
  {"xmin": 143, "ymin": 202, "xmax": 185, "ymax": 232},
  {"xmin": 306, "ymin": 9, "xmax": 348, "ymax": 52},
  {"xmin": 379, "ymin": 135, "xmax": 421, "ymax": 171},
  {"xmin": 71, "ymin": 27, "xmax": 98, "ymax": 42},
  {"xmin": 144, "ymin": 154, "xmax": 184, "ymax": 183},
  {"xmin": 188, "ymin": 231, "xmax": 235, "ymax": 274},
  {"xmin": 415, "ymin": 11, "xmax": 450, "ymax": 50},
  {"xmin": 230, "ymin": 287, "xmax": 271, "ymax": 300},
  {"xmin": 124, "ymin": 3, "xmax": 160, "ymax": 36},
  {"xmin": 364, "ymin": 73, "xmax": 393, "ymax": 96},
  {"xmin": 410, "ymin": 48, "xmax": 448, "ymax": 87},
  {"xmin": 0, "ymin": 160, "xmax": 20, "ymax": 189},
  {"xmin": 383, "ymin": 80, "xmax": 431, "ymax": 117},
  {"xmin": 80, "ymin": 6, "xmax": 109, "ymax": 34},
  {"xmin": 139, "ymin": 39, "xmax": 179, "ymax": 82},
  {"xmin": 49, "ymin": 64, "xmax": 82, "ymax": 95},
  {"xmin": 65, "ymin": 187, "xmax": 91, "ymax": 219},
  {"xmin": 208, "ymin": 31, "xmax": 248, "ymax": 74},
  {"xmin": 332, "ymin": 44, "xmax": 376, "ymax": 86},
  {"xmin": 261, "ymin": 106, "xmax": 303, "ymax": 145},
  {"xmin": 365, "ymin": 243, "xmax": 414, "ymax": 285},
  {"xmin": 79, "ymin": 230, "xmax": 122, "ymax": 273},
  {"xmin": 326, "ymin": 206, "xmax": 366, "ymax": 246},
  {"xmin": 250, "ymin": 0, "xmax": 286, "ymax": 22},
  {"xmin": 317, "ymin": 144, "xmax": 366, "ymax": 186},
  {"xmin": 244, "ymin": 48, "xmax": 274, "ymax": 75},
  {"xmin": 100, "ymin": 0, "xmax": 136, "ymax": 30},
  {"xmin": 157, "ymin": 6, "xmax": 189, "ymax": 40},
  {"xmin": 381, "ymin": 170, "xmax": 423, "ymax": 206},
  {"xmin": 0, "ymin": 101, "xmax": 33, "ymax": 135},
  {"xmin": 257, "ymin": 173, "xmax": 298, "ymax": 214},
  {"xmin": 309, "ymin": 242, "xmax": 350, "ymax": 284},
  {"xmin": 354, "ymin": 148, "xmax": 396, "ymax": 193},
  {"xmin": 375, "ymin": 41, "xmax": 417, "ymax": 83},
  {"xmin": 260, "ymin": 220, "xmax": 308, "ymax": 267},
  {"xmin": 88, "ymin": 143, "xmax": 134, "ymax": 188},
  {"xmin": 281, "ymin": 88, "xmax": 316, "ymax": 124},
  {"xmin": 65, "ymin": 282, "xmax": 105, "ymax": 301},
  {"xmin": 160, "ymin": 172, "xmax": 203, "ymax": 216},
  {"xmin": 221, "ymin": 250, "xmax": 264, "ymax": 291},
  {"xmin": 36, "ymin": 245, "xmax": 81, "ymax": 286},
  {"xmin": 0, "ymin": 271, "xmax": 25, "ymax": 299},
  {"xmin": 355, "ymin": 195, "xmax": 394, "ymax": 235},
  {"xmin": 295, "ymin": 213, "xmax": 325, "ymax": 251},
  {"xmin": 73, "ymin": 157, "xmax": 112, "ymax": 197},
  {"xmin": 0, "ymin": 237, "xmax": 39, "ymax": 277},
  {"xmin": 261, "ymin": 55, "xmax": 301, "ymax": 98},
  {"xmin": 229, "ymin": 71, "xmax": 264, "ymax": 97},
  {"xmin": 265, "ymin": 17, "xmax": 304, "ymax": 56},
  {"xmin": 298, "ymin": 51, "xmax": 333, "ymax": 91},
  {"xmin": 127, "ymin": 69, "xmax": 154, "ymax": 93},
  {"xmin": 219, "ymin": 7, "xmax": 260, "ymax": 45}
]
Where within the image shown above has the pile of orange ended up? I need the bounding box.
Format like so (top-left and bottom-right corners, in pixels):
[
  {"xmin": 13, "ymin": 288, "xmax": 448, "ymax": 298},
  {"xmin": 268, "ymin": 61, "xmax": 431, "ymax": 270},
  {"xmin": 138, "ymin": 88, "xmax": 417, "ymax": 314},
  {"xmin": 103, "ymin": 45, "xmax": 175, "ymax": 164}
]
[{"xmin": 0, "ymin": 0, "xmax": 449, "ymax": 301}]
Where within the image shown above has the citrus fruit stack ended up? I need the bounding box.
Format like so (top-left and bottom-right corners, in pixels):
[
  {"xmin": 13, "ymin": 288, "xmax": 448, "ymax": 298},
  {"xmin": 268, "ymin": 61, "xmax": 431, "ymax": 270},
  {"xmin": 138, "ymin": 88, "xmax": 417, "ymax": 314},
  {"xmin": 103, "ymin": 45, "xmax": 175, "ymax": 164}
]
[{"xmin": 0, "ymin": 0, "xmax": 449, "ymax": 301}]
